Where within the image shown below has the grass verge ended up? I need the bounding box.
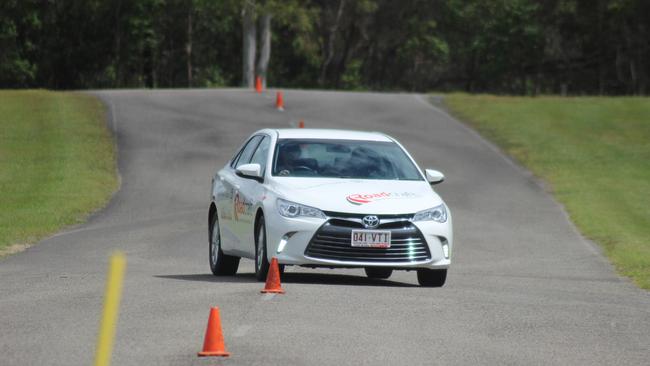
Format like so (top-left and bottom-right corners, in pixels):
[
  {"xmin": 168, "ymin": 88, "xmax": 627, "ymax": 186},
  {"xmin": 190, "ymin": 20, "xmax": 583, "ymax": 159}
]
[
  {"xmin": 0, "ymin": 90, "xmax": 117, "ymax": 256},
  {"xmin": 443, "ymin": 94, "xmax": 650, "ymax": 289}
]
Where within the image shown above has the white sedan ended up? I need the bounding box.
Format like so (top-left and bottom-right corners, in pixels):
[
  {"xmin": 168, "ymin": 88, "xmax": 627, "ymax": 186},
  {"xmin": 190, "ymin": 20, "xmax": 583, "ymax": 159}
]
[{"xmin": 208, "ymin": 129, "xmax": 453, "ymax": 287}]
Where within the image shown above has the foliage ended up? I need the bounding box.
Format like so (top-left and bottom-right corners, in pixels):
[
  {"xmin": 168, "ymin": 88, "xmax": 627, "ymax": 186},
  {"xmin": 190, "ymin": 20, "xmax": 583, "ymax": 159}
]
[
  {"xmin": 0, "ymin": 0, "xmax": 648, "ymax": 94},
  {"xmin": 0, "ymin": 0, "xmax": 39, "ymax": 87}
]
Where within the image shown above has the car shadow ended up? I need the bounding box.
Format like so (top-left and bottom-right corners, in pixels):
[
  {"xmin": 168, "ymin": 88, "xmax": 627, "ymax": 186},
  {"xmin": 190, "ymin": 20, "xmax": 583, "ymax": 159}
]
[
  {"xmin": 154, "ymin": 273, "xmax": 256, "ymax": 283},
  {"xmin": 281, "ymin": 272, "xmax": 418, "ymax": 287},
  {"xmin": 155, "ymin": 271, "xmax": 418, "ymax": 288}
]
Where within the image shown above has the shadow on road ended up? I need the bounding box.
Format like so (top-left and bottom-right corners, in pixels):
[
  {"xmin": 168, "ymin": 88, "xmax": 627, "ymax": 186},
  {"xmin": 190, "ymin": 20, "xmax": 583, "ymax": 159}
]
[
  {"xmin": 281, "ymin": 272, "xmax": 418, "ymax": 287},
  {"xmin": 155, "ymin": 271, "xmax": 419, "ymax": 288},
  {"xmin": 154, "ymin": 273, "xmax": 256, "ymax": 283}
]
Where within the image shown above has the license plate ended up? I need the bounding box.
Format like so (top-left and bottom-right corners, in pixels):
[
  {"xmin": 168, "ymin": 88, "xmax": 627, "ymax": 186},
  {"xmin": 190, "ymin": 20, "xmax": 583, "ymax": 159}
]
[{"xmin": 351, "ymin": 230, "xmax": 391, "ymax": 248}]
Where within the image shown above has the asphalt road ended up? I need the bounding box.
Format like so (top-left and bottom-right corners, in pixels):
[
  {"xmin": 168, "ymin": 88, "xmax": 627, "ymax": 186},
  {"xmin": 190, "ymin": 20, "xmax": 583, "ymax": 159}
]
[{"xmin": 1, "ymin": 89, "xmax": 649, "ymax": 365}]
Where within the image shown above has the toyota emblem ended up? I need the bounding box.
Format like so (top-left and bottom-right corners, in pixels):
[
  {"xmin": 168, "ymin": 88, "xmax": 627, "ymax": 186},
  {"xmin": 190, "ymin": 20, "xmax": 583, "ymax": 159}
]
[{"xmin": 362, "ymin": 215, "xmax": 380, "ymax": 229}]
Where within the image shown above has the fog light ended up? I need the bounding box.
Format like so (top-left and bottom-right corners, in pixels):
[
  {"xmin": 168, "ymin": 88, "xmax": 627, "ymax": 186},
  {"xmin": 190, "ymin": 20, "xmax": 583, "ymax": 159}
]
[
  {"xmin": 277, "ymin": 232, "xmax": 296, "ymax": 254},
  {"xmin": 441, "ymin": 239, "xmax": 450, "ymax": 259}
]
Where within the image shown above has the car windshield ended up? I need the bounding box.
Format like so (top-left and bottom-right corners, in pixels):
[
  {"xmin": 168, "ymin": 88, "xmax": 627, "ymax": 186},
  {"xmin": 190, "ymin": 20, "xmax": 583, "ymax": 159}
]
[{"xmin": 272, "ymin": 139, "xmax": 423, "ymax": 180}]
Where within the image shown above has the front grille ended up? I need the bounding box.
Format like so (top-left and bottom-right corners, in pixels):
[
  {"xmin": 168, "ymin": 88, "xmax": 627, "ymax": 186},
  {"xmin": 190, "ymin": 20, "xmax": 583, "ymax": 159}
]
[{"xmin": 305, "ymin": 217, "xmax": 431, "ymax": 263}]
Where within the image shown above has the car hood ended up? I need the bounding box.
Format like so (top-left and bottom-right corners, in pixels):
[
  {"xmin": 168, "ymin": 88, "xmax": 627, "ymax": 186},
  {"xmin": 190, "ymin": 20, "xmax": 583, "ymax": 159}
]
[{"xmin": 270, "ymin": 178, "xmax": 442, "ymax": 214}]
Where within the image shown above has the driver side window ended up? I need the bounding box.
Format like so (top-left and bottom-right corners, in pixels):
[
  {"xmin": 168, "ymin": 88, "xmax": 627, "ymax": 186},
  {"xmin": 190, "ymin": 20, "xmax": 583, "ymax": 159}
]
[
  {"xmin": 249, "ymin": 136, "xmax": 270, "ymax": 174},
  {"xmin": 232, "ymin": 135, "xmax": 262, "ymax": 169}
]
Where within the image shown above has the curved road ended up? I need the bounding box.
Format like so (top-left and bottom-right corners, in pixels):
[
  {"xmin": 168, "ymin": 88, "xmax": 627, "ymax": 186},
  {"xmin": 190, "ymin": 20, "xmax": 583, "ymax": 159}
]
[{"xmin": 1, "ymin": 89, "xmax": 649, "ymax": 365}]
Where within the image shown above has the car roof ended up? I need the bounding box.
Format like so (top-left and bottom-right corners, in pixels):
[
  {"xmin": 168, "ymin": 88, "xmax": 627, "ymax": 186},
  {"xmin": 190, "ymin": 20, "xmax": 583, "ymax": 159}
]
[{"xmin": 273, "ymin": 128, "xmax": 393, "ymax": 142}]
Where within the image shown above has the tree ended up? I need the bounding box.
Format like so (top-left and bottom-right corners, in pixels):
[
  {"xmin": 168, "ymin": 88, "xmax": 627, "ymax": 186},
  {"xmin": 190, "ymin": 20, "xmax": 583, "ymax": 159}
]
[
  {"xmin": 256, "ymin": 13, "xmax": 272, "ymax": 88},
  {"xmin": 1, "ymin": 0, "xmax": 648, "ymax": 94},
  {"xmin": 242, "ymin": 0, "xmax": 256, "ymax": 87},
  {"xmin": 0, "ymin": 0, "xmax": 38, "ymax": 87}
]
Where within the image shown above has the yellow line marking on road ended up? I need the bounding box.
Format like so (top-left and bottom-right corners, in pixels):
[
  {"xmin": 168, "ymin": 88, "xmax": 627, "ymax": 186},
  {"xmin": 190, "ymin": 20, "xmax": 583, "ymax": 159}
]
[{"xmin": 94, "ymin": 252, "xmax": 126, "ymax": 366}]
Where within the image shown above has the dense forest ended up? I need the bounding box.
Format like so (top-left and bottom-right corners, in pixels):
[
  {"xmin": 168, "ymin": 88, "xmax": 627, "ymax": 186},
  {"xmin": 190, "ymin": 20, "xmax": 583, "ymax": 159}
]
[{"xmin": 1, "ymin": 0, "xmax": 649, "ymax": 94}]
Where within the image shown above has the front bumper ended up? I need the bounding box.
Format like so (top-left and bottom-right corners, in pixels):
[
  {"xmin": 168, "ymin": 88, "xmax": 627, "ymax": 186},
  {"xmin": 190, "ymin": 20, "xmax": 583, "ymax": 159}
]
[{"xmin": 265, "ymin": 211, "xmax": 452, "ymax": 269}]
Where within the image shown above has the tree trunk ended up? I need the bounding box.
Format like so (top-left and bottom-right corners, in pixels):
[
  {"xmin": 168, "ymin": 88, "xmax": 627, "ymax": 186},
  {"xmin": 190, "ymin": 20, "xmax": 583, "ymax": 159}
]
[
  {"xmin": 629, "ymin": 60, "xmax": 637, "ymax": 94},
  {"xmin": 638, "ymin": 23, "xmax": 647, "ymax": 95},
  {"xmin": 114, "ymin": 0, "xmax": 122, "ymax": 87},
  {"xmin": 597, "ymin": 0, "xmax": 605, "ymax": 95},
  {"xmin": 560, "ymin": 83, "xmax": 568, "ymax": 96},
  {"xmin": 319, "ymin": 0, "xmax": 346, "ymax": 86},
  {"xmin": 186, "ymin": 6, "xmax": 193, "ymax": 87},
  {"xmin": 598, "ymin": 59, "xmax": 605, "ymax": 95},
  {"xmin": 623, "ymin": 22, "xmax": 637, "ymax": 94},
  {"xmin": 615, "ymin": 46, "xmax": 624, "ymax": 86},
  {"xmin": 256, "ymin": 14, "xmax": 272, "ymax": 88},
  {"xmin": 242, "ymin": 1, "xmax": 257, "ymax": 88}
]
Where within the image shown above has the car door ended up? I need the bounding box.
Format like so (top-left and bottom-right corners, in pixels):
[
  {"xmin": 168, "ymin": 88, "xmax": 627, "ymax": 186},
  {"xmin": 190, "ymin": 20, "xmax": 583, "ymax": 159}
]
[
  {"xmin": 231, "ymin": 135, "xmax": 271, "ymax": 256},
  {"xmin": 216, "ymin": 135, "xmax": 262, "ymax": 255}
]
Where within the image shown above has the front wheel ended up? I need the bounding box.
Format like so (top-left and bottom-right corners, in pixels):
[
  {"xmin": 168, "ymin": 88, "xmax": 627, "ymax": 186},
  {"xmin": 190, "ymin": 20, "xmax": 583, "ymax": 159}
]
[
  {"xmin": 417, "ymin": 269, "xmax": 447, "ymax": 287},
  {"xmin": 255, "ymin": 216, "xmax": 270, "ymax": 281},
  {"xmin": 209, "ymin": 213, "xmax": 240, "ymax": 276}
]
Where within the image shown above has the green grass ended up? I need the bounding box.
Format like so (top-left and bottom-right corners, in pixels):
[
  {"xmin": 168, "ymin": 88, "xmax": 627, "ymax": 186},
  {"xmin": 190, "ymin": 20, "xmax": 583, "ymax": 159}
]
[
  {"xmin": 444, "ymin": 94, "xmax": 650, "ymax": 289},
  {"xmin": 0, "ymin": 90, "xmax": 117, "ymax": 255}
]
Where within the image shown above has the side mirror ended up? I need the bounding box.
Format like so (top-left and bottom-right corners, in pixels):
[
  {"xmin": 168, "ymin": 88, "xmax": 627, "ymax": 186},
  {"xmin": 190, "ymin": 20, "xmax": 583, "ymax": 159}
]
[
  {"xmin": 425, "ymin": 169, "xmax": 445, "ymax": 185},
  {"xmin": 236, "ymin": 163, "xmax": 263, "ymax": 182}
]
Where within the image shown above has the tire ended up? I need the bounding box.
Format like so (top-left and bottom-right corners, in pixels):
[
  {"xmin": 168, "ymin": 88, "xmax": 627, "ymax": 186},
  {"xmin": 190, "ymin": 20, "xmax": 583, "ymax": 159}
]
[
  {"xmin": 254, "ymin": 216, "xmax": 270, "ymax": 281},
  {"xmin": 364, "ymin": 267, "xmax": 393, "ymax": 279},
  {"xmin": 417, "ymin": 269, "xmax": 447, "ymax": 287},
  {"xmin": 209, "ymin": 213, "xmax": 240, "ymax": 276}
]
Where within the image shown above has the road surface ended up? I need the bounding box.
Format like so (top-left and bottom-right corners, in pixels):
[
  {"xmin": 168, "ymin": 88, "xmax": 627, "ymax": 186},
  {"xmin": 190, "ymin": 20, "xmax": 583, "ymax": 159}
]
[{"xmin": 1, "ymin": 89, "xmax": 649, "ymax": 365}]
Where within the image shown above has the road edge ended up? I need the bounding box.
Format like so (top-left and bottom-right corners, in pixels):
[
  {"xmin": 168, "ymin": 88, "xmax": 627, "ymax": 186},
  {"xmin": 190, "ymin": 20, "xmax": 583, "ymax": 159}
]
[{"xmin": 416, "ymin": 94, "xmax": 641, "ymax": 291}]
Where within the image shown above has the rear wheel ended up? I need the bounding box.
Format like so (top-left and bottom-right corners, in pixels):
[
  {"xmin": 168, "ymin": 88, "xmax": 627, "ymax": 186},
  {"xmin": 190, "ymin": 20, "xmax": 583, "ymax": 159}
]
[
  {"xmin": 417, "ymin": 269, "xmax": 447, "ymax": 287},
  {"xmin": 254, "ymin": 216, "xmax": 270, "ymax": 281},
  {"xmin": 209, "ymin": 213, "xmax": 240, "ymax": 276},
  {"xmin": 364, "ymin": 267, "xmax": 393, "ymax": 279}
]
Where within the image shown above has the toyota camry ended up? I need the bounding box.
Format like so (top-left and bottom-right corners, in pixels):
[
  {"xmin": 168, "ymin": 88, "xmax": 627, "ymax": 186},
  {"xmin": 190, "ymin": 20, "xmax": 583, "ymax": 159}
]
[{"xmin": 208, "ymin": 129, "xmax": 453, "ymax": 287}]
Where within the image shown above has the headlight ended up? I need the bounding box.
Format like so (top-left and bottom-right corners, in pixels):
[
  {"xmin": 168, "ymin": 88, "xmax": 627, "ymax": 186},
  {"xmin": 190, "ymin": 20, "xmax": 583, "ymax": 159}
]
[
  {"xmin": 412, "ymin": 204, "xmax": 447, "ymax": 223},
  {"xmin": 277, "ymin": 198, "xmax": 326, "ymax": 219}
]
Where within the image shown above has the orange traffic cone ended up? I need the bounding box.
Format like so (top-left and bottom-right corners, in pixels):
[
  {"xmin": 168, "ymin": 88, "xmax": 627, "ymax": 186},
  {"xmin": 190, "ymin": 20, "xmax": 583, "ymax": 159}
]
[
  {"xmin": 276, "ymin": 91, "xmax": 284, "ymax": 111},
  {"xmin": 298, "ymin": 120, "xmax": 305, "ymax": 128},
  {"xmin": 261, "ymin": 257, "xmax": 285, "ymax": 294},
  {"xmin": 197, "ymin": 307, "xmax": 230, "ymax": 357},
  {"xmin": 255, "ymin": 76, "xmax": 263, "ymax": 93}
]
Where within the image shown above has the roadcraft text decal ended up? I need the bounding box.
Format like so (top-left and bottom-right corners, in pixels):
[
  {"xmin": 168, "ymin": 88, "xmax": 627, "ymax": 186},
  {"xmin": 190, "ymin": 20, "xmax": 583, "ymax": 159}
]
[
  {"xmin": 346, "ymin": 192, "xmax": 418, "ymax": 205},
  {"xmin": 233, "ymin": 192, "xmax": 253, "ymax": 221}
]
